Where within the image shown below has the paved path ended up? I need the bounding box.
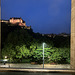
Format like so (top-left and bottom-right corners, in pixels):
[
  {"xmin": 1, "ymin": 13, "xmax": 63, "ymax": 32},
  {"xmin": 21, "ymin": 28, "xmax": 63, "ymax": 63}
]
[{"xmin": 0, "ymin": 63, "xmax": 75, "ymax": 73}]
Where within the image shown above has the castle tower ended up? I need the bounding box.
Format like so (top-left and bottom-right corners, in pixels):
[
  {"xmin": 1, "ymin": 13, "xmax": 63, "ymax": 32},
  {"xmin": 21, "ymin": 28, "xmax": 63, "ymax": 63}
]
[{"xmin": 71, "ymin": 0, "xmax": 75, "ymax": 69}]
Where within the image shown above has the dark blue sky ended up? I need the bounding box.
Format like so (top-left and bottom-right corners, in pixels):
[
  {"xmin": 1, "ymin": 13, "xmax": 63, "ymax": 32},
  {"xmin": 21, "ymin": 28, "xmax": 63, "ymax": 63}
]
[{"xmin": 1, "ymin": 0, "xmax": 71, "ymax": 34}]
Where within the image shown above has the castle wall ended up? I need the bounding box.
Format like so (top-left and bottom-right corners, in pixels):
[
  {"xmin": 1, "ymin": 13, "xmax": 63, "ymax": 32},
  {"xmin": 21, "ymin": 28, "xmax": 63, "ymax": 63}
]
[{"xmin": 9, "ymin": 18, "xmax": 23, "ymax": 24}]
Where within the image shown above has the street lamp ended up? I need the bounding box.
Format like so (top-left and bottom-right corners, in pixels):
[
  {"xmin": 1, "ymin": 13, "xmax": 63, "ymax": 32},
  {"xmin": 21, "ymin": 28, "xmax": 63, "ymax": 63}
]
[
  {"xmin": 9, "ymin": 54, "xmax": 10, "ymax": 68},
  {"xmin": 43, "ymin": 43, "xmax": 45, "ymax": 69}
]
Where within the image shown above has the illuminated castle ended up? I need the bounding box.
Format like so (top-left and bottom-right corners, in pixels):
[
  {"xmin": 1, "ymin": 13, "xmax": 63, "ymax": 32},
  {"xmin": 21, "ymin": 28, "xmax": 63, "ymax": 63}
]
[{"xmin": 0, "ymin": 17, "xmax": 31, "ymax": 29}]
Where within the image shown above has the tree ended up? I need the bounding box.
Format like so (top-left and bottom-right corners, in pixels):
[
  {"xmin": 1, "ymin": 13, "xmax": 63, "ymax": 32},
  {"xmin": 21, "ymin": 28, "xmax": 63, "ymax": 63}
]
[
  {"xmin": 49, "ymin": 47, "xmax": 70, "ymax": 64},
  {"xmin": 15, "ymin": 45, "xmax": 30, "ymax": 59},
  {"xmin": 33, "ymin": 44, "xmax": 53, "ymax": 63},
  {"xmin": 2, "ymin": 44, "xmax": 16, "ymax": 62},
  {"xmin": 49, "ymin": 47, "xmax": 62, "ymax": 63}
]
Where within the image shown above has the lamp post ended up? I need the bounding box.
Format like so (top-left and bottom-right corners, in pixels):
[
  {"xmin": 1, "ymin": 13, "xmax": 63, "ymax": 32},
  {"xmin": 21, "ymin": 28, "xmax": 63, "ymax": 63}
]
[
  {"xmin": 43, "ymin": 43, "xmax": 45, "ymax": 69},
  {"xmin": 9, "ymin": 54, "xmax": 10, "ymax": 68}
]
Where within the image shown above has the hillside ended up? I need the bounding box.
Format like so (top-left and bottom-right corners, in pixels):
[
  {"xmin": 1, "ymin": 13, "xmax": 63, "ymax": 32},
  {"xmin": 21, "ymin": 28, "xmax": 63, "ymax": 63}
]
[{"xmin": 1, "ymin": 22, "xmax": 70, "ymax": 64}]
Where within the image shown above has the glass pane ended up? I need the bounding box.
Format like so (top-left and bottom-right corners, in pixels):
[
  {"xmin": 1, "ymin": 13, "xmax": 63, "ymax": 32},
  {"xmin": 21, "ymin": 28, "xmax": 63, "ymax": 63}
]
[{"xmin": 1, "ymin": 0, "xmax": 71, "ymax": 69}]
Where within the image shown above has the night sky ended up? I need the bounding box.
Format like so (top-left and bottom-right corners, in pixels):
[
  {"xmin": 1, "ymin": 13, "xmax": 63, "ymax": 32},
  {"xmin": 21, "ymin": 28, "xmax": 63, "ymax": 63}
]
[{"xmin": 1, "ymin": 0, "xmax": 71, "ymax": 34}]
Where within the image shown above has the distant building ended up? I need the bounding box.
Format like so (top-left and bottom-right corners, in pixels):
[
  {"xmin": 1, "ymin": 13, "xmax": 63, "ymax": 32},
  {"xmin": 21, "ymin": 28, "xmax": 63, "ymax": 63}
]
[
  {"xmin": 58, "ymin": 33, "xmax": 70, "ymax": 37},
  {"xmin": 0, "ymin": 17, "xmax": 31, "ymax": 29},
  {"xmin": 46, "ymin": 34, "xmax": 56, "ymax": 38},
  {"xmin": 46, "ymin": 33, "xmax": 70, "ymax": 38}
]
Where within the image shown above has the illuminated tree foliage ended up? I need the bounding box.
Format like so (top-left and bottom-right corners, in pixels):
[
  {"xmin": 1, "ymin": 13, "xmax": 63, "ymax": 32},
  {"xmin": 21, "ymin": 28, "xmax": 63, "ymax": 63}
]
[{"xmin": 15, "ymin": 45, "xmax": 30, "ymax": 59}]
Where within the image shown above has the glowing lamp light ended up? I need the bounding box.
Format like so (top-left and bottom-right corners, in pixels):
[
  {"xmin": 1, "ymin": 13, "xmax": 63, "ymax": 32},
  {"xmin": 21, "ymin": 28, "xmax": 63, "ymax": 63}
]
[{"xmin": 5, "ymin": 56, "xmax": 7, "ymax": 59}]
